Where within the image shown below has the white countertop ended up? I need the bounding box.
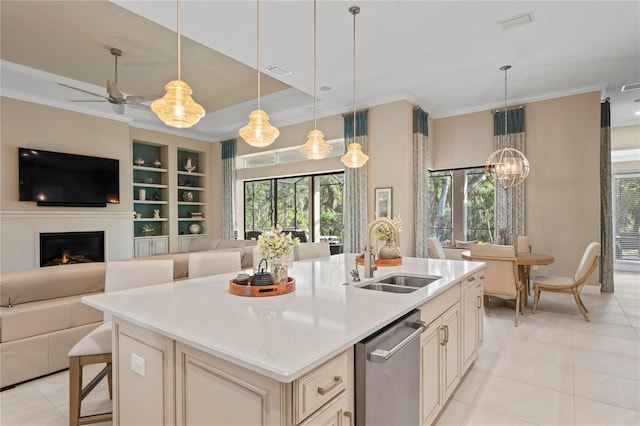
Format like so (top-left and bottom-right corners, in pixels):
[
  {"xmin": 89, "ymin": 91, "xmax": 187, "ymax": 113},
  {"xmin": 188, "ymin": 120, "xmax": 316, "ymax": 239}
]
[{"xmin": 82, "ymin": 254, "xmax": 484, "ymax": 382}]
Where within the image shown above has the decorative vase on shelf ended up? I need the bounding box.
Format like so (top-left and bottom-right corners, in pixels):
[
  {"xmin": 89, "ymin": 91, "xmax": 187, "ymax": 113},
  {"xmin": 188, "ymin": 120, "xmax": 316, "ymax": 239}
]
[
  {"xmin": 153, "ymin": 159, "xmax": 162, "ymax": 168},
  {"xmin": 134, "ymin": 157, "xmax": 144, "ymax": 166},
  {"xmin": 184, "ymin": 158, "xmax": 196, "ymax": 173},
  {"xmin": 378, "ymin": 240, "xmax": 400, "ymax": 259},
  {"xmin": 182, "ymin": 191, "xmax": 194, "ymax": 202},
  {"xmin": 270, "ymin": 261, "xmax": 288, "ymax": 285}
]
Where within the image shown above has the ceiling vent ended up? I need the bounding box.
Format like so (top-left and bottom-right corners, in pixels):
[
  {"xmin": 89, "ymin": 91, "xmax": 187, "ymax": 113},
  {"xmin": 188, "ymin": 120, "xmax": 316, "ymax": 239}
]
[
  {"xmin": 498, "ymin": 11, "xmax": 535, "ymax": 30},
  {"xmin": 265, "ymin": 64, "xmax": 292, "ymax": 77},
  {"xmin": 621, "ymin": 83, "xmax": 640, "ymax": 92}
]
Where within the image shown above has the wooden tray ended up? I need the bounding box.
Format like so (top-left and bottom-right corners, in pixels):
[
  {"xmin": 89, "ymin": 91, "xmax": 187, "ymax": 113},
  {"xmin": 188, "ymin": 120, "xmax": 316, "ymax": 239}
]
[
  {"xmin": 229, "ymin": 276, "xmax": 295, "ymax": 297},
  {"xmin": 356, "ymin": 256, "xmax": 403, "ymax": 267}
]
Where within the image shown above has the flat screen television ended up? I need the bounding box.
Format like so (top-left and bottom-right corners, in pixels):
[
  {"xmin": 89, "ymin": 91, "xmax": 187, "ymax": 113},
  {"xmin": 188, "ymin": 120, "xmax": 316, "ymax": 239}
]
[{"xmin": 19, "ymin": 148, "xmax": 120, "ymax": 207}]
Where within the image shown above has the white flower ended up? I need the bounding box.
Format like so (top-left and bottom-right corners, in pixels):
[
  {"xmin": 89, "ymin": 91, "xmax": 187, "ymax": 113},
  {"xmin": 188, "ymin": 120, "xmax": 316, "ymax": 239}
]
[
  {"xmin": 257, "ymin": 225, "xmax": 301, "ymax": 264},
  {"xmin": 374, "ymin": 216, "xmax": 403, "ymax": 242}
]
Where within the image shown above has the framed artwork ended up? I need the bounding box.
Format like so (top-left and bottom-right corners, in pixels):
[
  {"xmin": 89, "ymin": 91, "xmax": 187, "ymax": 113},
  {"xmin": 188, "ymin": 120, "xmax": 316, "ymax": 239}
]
[{"xmin": 375, "ymin": 187, "xmax": 392, "ymax": 219}]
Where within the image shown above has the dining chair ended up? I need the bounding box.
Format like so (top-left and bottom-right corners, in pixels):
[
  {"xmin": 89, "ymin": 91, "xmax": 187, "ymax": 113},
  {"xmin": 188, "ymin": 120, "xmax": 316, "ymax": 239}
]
[
  {"xmin": 468, "ymin": 244, "xmax": 524, "ymax": 327},
  {"xmin": 296, "ymin": 242, "xmax": 330, "ymax": 261},
  {"xmin": 68, "ymin": 259, "xmax": 173, "ymax": 426},
  {"xmin": 188, "ymin": 251, "xmax": 242, "ymax": 278},
  {"xmin": 517, "ymin": 235, "xmax": 531, "ymax": 253},
  {"xmin": 427, "ymin": 237, "xmax": 446, "ymax": 259},
  {"xmin": 532, "ymin": 242, "xmax": 601, "ymax": 322}
]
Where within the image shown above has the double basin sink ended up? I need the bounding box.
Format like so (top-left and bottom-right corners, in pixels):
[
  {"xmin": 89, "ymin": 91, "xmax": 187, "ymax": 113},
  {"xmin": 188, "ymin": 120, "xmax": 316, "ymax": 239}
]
[{"xmin": 358, "ymin": 274, "xmax": 441, "ymax": 293}]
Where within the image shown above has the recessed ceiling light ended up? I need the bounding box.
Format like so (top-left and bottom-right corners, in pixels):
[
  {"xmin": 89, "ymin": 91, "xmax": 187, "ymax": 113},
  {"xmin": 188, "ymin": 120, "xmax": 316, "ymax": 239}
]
[
  {"xmin": 320, "ymin": 86, "xmax": 331, "ymax": 92},
  {"xmin": 498, "ymin": 11, "xmax": 535, "ymax": 30},
  {"xmin": 265, "ymin": 64, "xmax": 292, "ymax": 77}
]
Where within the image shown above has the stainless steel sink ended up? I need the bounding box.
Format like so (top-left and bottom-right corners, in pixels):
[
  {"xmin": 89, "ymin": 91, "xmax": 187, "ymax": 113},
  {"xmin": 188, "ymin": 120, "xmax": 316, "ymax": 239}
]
[
  {"xmin": 377, "ymin": 275, "xmax": 440, "ymax": 288},
  {"xmin": 358, "ymin": 274, "xmax": 441, "ymax": 293},
  {"xmin": 359, "ymin": 283, "xmax": 419, "ymax": 293}
]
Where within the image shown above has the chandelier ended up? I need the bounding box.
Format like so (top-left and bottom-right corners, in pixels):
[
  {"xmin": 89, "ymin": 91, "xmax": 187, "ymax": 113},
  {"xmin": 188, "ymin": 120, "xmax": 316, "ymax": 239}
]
[{"xmin": 485, "ymin": 65, "xmax": 529, "ymax": 189}]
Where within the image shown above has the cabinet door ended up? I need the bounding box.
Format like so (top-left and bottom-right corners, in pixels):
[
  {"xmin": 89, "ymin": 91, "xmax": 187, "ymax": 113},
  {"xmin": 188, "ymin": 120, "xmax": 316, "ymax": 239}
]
[
  {"xmin": 299, "ymin": 391, "xmax": 351, "ymax": 426},
  {"xmin": 176, "ymin": 343, "xmax": 286, "ymax": 426},
  {"xmin": 153, "ymin": 237, "xmax": 169, "ymax": 255},
  {"xmin": 441, "ymin": 303, "xmax": 460, "ymax": 402},
  {"xmin": 476, "ymin": 279, "xmax": 484, "ymax": 348},
  {"xmin": 420, "ymin": 318, "xmax": 442, "ymax": 426},
  {"xmin": 134, "ymin": 238, "xmax": 153, "ymax": 258},
  {"xmin": 461, "ymin": 278, "xmax": 477, "ymax": 373}
]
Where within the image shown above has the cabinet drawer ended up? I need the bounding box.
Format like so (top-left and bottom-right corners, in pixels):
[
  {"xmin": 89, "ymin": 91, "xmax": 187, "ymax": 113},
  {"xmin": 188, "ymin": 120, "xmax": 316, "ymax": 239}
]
[
  {"xmin": 419, "ymin": 283, "xmax": 460, "ymax": 325},
  {"xmin": 298, "ymin": 391, "xmax": 350, "ymax": 426},
  {"xmin": 294, "ymin": 351, "xmax": 349, "ymax": 423}
]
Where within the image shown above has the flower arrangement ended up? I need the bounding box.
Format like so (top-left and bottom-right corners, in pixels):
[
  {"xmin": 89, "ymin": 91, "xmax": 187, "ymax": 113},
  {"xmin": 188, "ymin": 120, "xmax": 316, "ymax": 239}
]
[
  {"xmin": 374, "ymin": 216, "xmax": 403, "ymax": 242},
  {"xmin": 257, "ymin": 225, "xmax": 301, "ymax": 264}
]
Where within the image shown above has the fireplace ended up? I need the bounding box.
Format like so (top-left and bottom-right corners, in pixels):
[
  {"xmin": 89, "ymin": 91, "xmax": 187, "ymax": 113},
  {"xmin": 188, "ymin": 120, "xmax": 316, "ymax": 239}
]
[{"xmin": 40, "ymin": 231, "xmax": 105, "ymax": 267}]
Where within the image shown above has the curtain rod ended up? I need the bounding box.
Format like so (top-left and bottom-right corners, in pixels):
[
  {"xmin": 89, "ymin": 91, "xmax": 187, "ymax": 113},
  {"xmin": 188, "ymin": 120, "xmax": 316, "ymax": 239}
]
[
  {"xmin": 429, "ymin": 165, "xmax": 485, "ymax": 173},
  {"xmin": 341, "ymin": 108, "xmax": 369, "ymax": 117},
  {"xmin": 491, "ymin": 105, "xmax": 525, "ymax": 114}
]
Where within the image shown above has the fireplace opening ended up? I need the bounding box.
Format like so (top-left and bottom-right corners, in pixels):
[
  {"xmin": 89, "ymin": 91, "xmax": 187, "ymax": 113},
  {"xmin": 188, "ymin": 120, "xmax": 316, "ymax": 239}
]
[{"xmin": 40, "ymin": 231, "xmax": 105, "ymax": 267}]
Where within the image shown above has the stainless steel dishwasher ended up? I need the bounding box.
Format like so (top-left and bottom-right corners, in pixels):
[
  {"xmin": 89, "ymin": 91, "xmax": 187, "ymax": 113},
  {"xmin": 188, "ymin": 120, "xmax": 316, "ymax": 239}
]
[{"xmin": 355, "ymin": 309, "xmax": 425, "ymax": 426}]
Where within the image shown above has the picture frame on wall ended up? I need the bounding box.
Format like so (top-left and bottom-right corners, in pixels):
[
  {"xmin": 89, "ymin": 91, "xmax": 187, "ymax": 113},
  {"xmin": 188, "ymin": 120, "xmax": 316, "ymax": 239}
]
[{"xmin": 375, "ymin": 187, "xmax": 392, "ymax": 219}]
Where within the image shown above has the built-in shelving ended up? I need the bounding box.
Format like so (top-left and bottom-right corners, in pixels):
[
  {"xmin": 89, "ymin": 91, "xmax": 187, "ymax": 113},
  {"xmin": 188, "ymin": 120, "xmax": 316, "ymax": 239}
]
[{"xmin": 177, "ymin": 149, "xmax": 206, "ymax": 238}]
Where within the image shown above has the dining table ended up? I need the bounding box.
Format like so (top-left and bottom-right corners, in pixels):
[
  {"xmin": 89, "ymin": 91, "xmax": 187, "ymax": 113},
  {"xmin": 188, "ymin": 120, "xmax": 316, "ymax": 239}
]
[{"xmin": 461, "ymin": 250, "xmax": 555, "ymax": 305}]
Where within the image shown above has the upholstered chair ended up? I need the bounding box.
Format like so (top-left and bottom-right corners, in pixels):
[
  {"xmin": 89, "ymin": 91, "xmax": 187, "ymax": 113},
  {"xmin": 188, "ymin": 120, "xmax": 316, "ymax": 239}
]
[
  {"xmin": 468, "ymin": 244, "xmax": 524, "ymax": 327},
  {"xmin": 517, "ymin": 235, "xmax": 531, "ymax": 253},
  {"xmin": 532, "ymin": 242, "xmax": 601, "ymax": 322},
  {"xmin": 68, "ymin": 259, "xmax": 173, "ymax": 426},
  {"xmin": 427, "ymin": 237, "xmax": 446, "ymax": 259},
  {"xmin": 296, "ymin": 242, "xmax": 331, "ymax": 261},
  {"xmin": 188, "ymin": 251, "xmax": 242, "ymax": 278}
]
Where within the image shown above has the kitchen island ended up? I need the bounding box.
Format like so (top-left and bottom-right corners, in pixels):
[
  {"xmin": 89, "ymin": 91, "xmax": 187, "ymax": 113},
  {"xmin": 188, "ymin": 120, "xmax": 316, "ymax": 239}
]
[{"xmin": 83, "ymin": 254, "xmax": 485, "ymax": 425}]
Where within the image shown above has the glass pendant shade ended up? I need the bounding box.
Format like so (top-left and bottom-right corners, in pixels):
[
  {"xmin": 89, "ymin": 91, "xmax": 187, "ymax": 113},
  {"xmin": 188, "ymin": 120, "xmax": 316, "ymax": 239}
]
[
  {"xmin": 484, "ymin": 147, "xmax": 530, "ymax": 189},
  {"xmin": 300, "ymin": 128, "xmax": 332, "ymax": 159},
  {"xmin": 341, "ymin": 142, "xmax": 369, "ymax": 168},
  {"xmin": 239, "ymin": 109, "xmax": 280, "ymax": 148},
  {"xmin": 151, "ymin": 80, "xmax": 205, "ymax": 128}
]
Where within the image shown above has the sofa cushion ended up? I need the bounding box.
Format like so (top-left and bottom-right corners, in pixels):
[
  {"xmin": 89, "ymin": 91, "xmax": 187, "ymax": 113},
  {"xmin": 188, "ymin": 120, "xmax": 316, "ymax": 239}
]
[
  {"xmin": 188, "ymin": 238, "xmax": 220, "ymax": 252},
  {"xmin": 0, "ymin": 262, "xmax": 106, "ymax": 307},
  {"xmin": 1, "ymin": 292, "xmax": 102, "ymax": 343},
  {"xmin": 217, "ymin": 240, "xmax": 248, "ymax": 249}
]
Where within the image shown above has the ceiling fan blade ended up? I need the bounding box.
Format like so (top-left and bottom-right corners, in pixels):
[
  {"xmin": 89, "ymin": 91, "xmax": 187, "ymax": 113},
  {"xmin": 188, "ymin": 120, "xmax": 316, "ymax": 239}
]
[
  {"xmin": 106, "ymin": 80, "xmax": 124, "ymax": 100},
  {"xmin": 70, "ymin": 100, "xmax": 107, "ymax": 103},
  {"xmin": 58, "ymin": 83, "xmax": 108, "ymax": 100}
]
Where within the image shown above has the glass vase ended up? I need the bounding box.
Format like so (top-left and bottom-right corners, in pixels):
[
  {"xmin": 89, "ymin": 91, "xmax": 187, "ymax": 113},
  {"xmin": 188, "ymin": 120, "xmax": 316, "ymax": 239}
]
[{"xmin": 378, "ymin": 240, "xmax": 400, "ymax": 259}]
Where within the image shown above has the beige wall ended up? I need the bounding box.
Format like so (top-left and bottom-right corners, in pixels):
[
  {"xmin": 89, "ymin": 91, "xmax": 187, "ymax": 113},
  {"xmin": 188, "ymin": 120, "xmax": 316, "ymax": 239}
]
[{"xmin": 432, "ymin": 91, "xmax": 601, "ymax": 285}]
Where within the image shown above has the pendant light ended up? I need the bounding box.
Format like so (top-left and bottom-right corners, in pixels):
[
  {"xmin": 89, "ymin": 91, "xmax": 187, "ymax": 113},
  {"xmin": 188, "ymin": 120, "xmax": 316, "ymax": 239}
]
[
  {"xmin": 300, "ymin": 0, "xmax": 332, "ymax": 160},
  {"xmin": 341, "ymin": 5, "xmax": 369, "ymax": 168},
  {"xmin": 151, "ymin": 0, "xmax": 205, "ymax": 128},
  {"xmin": 239, "ymin": 0, "xmax": 280, "ymax": 148},
  {"xmin": 485, "ymin": 65, "xmax": 529, "ymax": 189}
]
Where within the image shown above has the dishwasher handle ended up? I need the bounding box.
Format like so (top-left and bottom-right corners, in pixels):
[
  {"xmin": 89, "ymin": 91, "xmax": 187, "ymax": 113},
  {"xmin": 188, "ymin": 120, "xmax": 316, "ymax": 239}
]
[{"xmin": 368, "ymin": 320, "xmax": 426, "ymax": 363}]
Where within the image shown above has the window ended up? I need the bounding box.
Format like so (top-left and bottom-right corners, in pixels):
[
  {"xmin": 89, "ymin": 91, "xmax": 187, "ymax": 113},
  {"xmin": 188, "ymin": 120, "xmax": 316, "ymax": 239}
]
[
  {"xmin": 429, "ymin": 167, "xmax": 494, "ymax": 245},
  {"xmin": 614, "ymin": 173, "xmax": 640, "ymax": 263},
  {"xmin": 244, "ymin": 172, "xmax": 344, "ymax": 242}
]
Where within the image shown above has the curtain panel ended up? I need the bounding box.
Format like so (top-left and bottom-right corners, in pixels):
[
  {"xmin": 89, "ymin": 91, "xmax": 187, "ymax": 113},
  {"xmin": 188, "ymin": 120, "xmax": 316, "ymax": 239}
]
[
  {"xmin": 493, "ymin": 108, "xmax": 526, "ymax": 244},
  {"xmin": 413, "ymin": 108, "xmax": 429, "ymax": 257},
  {"xmin": 221, "ymin": 139, "xmax": 236, "ymax": 240},
  {"xmin": 600, "ymin": 100, "xmax": 613, "ymax": 292},
  {"xmin": 343, "ymin": 111, "xmax": 368, "ymax": 254}
]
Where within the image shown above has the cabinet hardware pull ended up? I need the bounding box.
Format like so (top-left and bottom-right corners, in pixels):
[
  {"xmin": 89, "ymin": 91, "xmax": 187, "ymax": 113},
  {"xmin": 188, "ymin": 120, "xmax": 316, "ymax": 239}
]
[
  {"xmin": 477, "ymin": 295, "xmax": 482, "ymax": 309},
  {"xmin": 444, "ymin": 325, "xmax": 449, "ymax": 344},
  {"xmin": 479, "ymin": 275, "xmax": 485, "ymax": 279},
  {"xmin": 467, "ymin": 276, "xmax": 475, "ymax": 281},
  {"xmin": 369, "ymin": 320, "xmax": 426, "ymax": 362},
  {"xmin": 317, "ymin": 376, "xmax": 342, "ymax": 395},
  {"xmin": 440, "ymin": 326, "xmax": 446, "ymax": 346},
  {"xmin": 344, "ymin": 411, "xmax": 353, "ymax": 426}
]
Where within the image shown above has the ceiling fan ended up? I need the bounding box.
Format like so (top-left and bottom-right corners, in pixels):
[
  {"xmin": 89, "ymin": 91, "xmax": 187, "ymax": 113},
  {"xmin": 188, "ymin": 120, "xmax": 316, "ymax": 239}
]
[{"xmin": 59, "ymin": 47, "xmax": 158, "ymax": 115}]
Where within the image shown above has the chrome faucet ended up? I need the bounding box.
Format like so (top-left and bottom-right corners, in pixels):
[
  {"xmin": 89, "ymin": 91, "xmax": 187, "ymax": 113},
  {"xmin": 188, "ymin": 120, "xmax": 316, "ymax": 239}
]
[
  {"xmin": 350, "ymin": 256, "xmax": 361, "ymax": 282},
  {"xmin": 362, "ymin": 218, "xmax": 400, "ymax": 278}
]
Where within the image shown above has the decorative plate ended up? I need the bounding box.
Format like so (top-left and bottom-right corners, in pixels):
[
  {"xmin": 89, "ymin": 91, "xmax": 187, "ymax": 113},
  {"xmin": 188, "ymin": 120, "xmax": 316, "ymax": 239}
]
[{"xmin": 189, "ymin": 223, "xmax": 202, "ymax": 234}]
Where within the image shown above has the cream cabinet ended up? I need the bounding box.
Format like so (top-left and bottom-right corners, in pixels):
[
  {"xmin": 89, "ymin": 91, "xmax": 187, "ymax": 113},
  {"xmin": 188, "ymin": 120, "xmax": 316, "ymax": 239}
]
[
  {"xmin": 113, "ymin": 318, "xmax": 354, "ymax": 426},
  {"xmin": 461, "ymin": 270, "xmax": 484, "ymax": 372},
  {"xmin": 134, "ymin": 236, "xmax": 169, "ymax": 257}
]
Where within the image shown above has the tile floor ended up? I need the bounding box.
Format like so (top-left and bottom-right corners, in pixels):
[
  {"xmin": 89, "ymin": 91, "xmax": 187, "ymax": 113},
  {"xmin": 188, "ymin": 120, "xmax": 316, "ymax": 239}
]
[{"xmin": 1, "ymin": 272, "xmax": 639, "ymax": 426}]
